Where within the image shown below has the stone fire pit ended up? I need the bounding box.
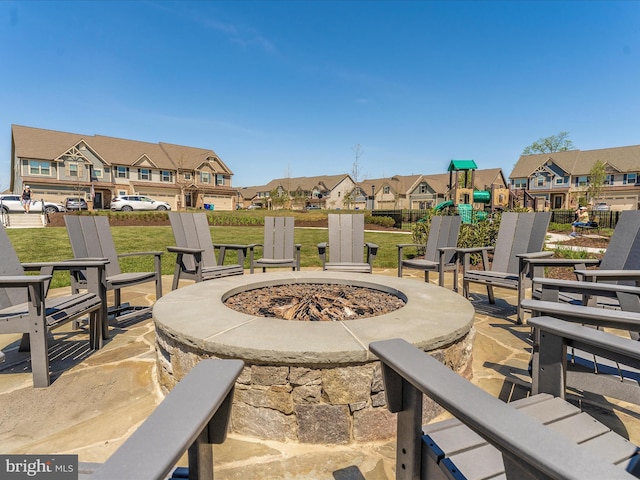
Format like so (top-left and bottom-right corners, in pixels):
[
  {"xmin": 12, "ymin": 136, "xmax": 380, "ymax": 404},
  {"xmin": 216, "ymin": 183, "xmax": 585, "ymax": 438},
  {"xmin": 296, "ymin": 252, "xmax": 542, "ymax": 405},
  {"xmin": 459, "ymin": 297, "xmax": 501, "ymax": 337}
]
[{"xmin": 153, "ymin": 271, "xmax": 475, "ymax": 444}]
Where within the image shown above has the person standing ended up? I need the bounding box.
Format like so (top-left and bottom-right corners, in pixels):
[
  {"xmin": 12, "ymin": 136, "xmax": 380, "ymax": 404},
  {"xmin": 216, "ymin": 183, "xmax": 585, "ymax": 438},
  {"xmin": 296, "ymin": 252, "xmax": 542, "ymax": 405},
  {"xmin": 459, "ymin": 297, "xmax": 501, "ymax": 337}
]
[{"xmin": 21, "ymin": 185, "xmax": 32, "ymax": 213}]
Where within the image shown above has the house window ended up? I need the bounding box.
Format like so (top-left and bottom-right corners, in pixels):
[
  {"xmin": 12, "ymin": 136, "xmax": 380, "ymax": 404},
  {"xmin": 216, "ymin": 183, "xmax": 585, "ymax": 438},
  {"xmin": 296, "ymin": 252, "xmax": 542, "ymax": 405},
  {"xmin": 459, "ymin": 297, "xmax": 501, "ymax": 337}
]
[
  {"xmin": 116, "ymin": 166, "xmax": 129, "ymax": 179},
  {"xmin": 201, "ymin": 172, "xmax": 211, "ymax": 183},
  {"xmin": 138, "ymin": 169, "xmax": 151, "ymax": 181},
  {"xmin": 383, "ymin": 186, "xmax": 390, "ymax": 194},
  {"xmin": 184, "ymin": 173, "xmax": 191, "ymax": 180},
  {"xmin": 512, "ymin": 179, "xmax": 527, "ymax": 189},
  {"xmin": 93, "ymin": 168, "xmax": 103, "ymax": 178},
  {"xmin": 216, "ymin": 174, "xmax": 225, "ymax": 186},
  {"xmin": 624, "ymin": 173, "xmax": 638, "ymax": 185},
  {"xmin": 161, "ymin": 171, "xmax": 172, "ymax": 182},
  {"xmin": 418, "ymin": 183, "xmax": 428, "ymax": 194},
  {"xmin": 604, "ymin": 174, "xmax": 614, "ymax": 185},
  {"xmin": 555, "ymin": 177, "xmax": 564, "ymax": 185},
  {"xmin": 29, "ymin": 160, "xmax": 51, "ymax": 176},
  {"xmin": 69, "ymin": 163, "xmax": 79, "ymax": 177},
  {"xmin": 576, "ymin": 176, "xmax": 588, "ymax": 187},
  {"xmin": 536, "ymin": 176, "xmax": 545, "ymax": 187}
]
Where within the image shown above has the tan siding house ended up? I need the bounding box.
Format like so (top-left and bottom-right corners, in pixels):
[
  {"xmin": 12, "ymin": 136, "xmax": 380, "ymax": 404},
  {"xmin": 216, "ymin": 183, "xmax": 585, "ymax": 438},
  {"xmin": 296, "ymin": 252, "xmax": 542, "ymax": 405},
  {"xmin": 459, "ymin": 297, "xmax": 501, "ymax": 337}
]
[{"xmin": 11, "ymin": 125, "xmax": 237, "ymax": 210}]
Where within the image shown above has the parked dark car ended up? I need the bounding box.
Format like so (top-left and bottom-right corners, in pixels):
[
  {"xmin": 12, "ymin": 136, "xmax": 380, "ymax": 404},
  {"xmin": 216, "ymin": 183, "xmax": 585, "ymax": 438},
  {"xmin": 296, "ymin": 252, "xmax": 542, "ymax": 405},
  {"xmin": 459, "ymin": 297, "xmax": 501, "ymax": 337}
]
[{"xmin": 65, "ymin": 197, "xmax": 89, "ymax": 211}]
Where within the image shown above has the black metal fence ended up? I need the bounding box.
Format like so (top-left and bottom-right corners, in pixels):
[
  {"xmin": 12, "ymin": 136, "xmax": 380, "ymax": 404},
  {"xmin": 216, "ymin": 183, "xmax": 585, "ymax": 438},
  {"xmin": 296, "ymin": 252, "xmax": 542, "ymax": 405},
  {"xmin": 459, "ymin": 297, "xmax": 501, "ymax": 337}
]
[
  {"xmin": 372, "ymin": 208, "xmax": 622, "ymax": 230},
  {"xmin": 549, "ymin": 210, "xmax": 621, "ymax": 229}
]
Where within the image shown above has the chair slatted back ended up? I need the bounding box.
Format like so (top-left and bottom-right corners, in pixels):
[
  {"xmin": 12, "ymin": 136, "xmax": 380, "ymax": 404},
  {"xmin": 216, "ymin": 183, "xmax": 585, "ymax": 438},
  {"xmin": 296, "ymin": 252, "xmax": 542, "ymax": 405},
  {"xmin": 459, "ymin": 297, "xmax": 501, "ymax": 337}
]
[
  {"xmin": 601, "ymin": 211, "xmax": 640, "ymax": 275},
  {"xmin": 0, "ymin": 224, "xmax": 27, "ymax": 308},
  {"xmin": 328, "ymin": 214, "xmax": 365, "ymax": 263},
  {"xmin": 169, "ymin": 213, "xmax": 219, "ymax": 271},
  {"xmin": 424, "ymin": 215, "xmax": 462, "ymax": 264},
  {"xmin": 491, "ymin": 212, "xmax": 551, "ymax": 274},
  {"xmin": 263, "ymin": 217, "xmax": 295, "ymax": 261},
  {"xmin": 65, "ymin": 216, "xmax": 122, "ymax": 277}
]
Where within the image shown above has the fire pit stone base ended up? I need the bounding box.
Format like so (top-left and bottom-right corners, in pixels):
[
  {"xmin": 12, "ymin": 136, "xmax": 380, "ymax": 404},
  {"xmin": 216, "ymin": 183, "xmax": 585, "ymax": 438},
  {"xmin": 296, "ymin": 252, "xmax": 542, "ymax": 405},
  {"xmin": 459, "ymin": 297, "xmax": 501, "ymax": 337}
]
[{"xmin": 153, "ymin": 272, "xmax": 476, "ymax": 444}]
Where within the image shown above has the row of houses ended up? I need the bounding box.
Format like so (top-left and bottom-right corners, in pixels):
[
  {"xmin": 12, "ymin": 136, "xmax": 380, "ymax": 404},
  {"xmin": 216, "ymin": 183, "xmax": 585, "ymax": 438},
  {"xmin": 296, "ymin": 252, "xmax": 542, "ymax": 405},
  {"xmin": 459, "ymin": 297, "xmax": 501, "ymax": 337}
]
[
  {"xmin": 239, "ymin": 167, "xmax": 511, "ymax": 212},
  {"xmin": 9, "ymin": 125, "xmax": 640, "ymax": 212}
]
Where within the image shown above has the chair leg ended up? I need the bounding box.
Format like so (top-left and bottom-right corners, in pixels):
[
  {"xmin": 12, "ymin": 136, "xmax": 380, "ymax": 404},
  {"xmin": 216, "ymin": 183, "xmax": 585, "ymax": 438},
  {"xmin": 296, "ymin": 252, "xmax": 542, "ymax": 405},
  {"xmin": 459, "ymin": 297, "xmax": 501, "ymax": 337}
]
[
  {"xmin": 89, "ymin": 310, "xmax": 102, "ymax": 350},
  {"xmin": 486, "ymin": 285, "xmax": 495, "ymax": 304},
  {"xmin": 30, "ymin": 324, "xmax": 51, "ymax": 388}
]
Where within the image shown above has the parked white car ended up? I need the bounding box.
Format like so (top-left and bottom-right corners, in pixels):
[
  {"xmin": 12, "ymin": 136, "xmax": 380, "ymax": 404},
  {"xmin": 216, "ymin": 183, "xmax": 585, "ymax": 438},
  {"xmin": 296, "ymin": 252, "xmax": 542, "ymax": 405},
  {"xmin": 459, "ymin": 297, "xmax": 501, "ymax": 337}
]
[
  {"xmin": 110, "ymin": 195, "xmax": 171, "ymax": 211},
  {"xmin": 0, "ymin": 194, "xmax": 66, "ymax": 214},
  {"xmin": 593, "ymin": 202, "xmax": 610, "ymax": 211}
]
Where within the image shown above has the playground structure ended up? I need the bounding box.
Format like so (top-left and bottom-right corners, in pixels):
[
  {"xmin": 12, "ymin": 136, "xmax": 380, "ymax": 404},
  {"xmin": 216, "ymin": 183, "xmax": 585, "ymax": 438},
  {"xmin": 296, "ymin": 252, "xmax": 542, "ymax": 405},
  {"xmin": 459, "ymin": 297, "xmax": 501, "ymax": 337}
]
[{"xmin": 435, "ymin": 160, "xmax": 510, "ymax": 223}]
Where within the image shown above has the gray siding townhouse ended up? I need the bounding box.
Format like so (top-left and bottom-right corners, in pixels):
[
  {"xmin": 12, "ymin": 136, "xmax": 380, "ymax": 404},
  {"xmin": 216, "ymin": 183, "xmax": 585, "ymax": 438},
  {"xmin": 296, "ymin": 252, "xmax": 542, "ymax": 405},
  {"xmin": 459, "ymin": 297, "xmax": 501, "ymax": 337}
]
[
  {"xmin": 510, "ymin": 145, "xmax": 640, "ymax": 211},
  {"xmin": 10, "ymin": 125, "xmax": 237, "ymax": 210}
]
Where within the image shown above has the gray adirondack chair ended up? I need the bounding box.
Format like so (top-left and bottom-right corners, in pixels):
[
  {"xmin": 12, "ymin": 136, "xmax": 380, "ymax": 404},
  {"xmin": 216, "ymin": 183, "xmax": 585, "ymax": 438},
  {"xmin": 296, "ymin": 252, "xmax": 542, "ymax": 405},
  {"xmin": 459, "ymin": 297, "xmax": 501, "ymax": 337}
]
[
  {"xmin": 526, "ymin": 210, "xmax": 640, "ymax": 309},
  {"xmin": 397, "ymin": 214, "xmax": 462, "ymax": 290},
  {"xmin": 0, "ymin": 223, "xmax": 107, "ymax": 387},
  {"xmin": 65, "ymin": 215, "xmax": 162, "ymax": 321},
  {"xmin": 167, "ymin": 212, "xmax": 244, "ymax": 290},
  {"xmin": 79, "ymin": 359, "xmax": 243, "ymax": 480},
  {"xmin": 522, "ymin": 277, "xmax": 640, "ymax": 403},
  {"xmin": 317, "ymin": 214, "xmax": 378, "ymax": 273},
  {"xmin": 459, "ymin": 211, "xmax": 552, "ymax": 323},
  {"xmin": 249, "ymin": 216, "xmax": 301, "ymax": 273},
  {"xmin": 370, "ymin": 337, "xmax": 640, "ymax": 480}
]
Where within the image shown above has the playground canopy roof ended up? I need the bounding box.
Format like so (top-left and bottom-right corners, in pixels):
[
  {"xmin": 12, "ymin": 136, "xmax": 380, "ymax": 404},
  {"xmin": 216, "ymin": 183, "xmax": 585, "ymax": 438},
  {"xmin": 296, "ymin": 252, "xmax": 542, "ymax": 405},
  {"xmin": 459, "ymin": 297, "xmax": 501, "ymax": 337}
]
[{"xmin": 448, "ymin": 160, "xmax": 478, "ymax": 171}]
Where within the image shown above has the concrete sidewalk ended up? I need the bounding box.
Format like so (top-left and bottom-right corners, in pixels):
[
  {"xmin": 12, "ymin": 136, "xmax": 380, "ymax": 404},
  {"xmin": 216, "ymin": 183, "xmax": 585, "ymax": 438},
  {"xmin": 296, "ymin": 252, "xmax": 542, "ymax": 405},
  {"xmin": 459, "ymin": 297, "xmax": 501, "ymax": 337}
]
[{"xmin": 1, "ymin": 269, "xmax": 638, "ymax": 480}]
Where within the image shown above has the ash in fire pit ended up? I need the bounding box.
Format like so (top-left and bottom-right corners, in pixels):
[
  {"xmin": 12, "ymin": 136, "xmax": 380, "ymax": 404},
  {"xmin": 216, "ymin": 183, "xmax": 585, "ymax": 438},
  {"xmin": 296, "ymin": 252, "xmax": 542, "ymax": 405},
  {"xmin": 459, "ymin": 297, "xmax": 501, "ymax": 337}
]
[{"xmin": 224, "ymin": 283, "xmax": 406, "ymax": 321}]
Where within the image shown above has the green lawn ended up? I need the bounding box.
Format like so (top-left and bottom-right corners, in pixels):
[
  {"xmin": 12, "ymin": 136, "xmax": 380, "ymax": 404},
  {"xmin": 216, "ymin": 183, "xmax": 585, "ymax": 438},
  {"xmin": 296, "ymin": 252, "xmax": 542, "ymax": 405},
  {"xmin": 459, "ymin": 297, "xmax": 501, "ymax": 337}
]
[{"xmin": 7, "ymin": 226, "xmax": 412, "ymax": 289}]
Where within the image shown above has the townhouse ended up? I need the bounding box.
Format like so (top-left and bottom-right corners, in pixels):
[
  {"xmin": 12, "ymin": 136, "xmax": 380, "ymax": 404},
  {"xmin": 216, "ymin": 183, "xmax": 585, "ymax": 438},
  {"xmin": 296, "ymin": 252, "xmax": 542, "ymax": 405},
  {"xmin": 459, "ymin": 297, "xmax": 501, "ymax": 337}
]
[
  {"xmin": 510, "ymin": 145, "xmax": 640, "ymax": 211},
  {"xmin": 10, "ymin": 125, "xmax": 237, "ymax": 210},
  {"xmin": 238, "ymin": 175, "xmax": 357, "ymax": 210}
]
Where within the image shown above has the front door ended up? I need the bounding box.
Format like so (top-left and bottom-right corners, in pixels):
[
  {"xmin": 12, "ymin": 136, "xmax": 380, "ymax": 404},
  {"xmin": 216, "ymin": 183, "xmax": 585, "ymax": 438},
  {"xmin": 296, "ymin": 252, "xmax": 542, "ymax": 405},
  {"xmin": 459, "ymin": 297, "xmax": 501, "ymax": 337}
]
[
  {"xmin": 94, "ymin": 192, "xmax": 103, "ymax": 209},
  {"xmin": 553, "ymin": 195, "xmax": 564, "ymax": 209}
]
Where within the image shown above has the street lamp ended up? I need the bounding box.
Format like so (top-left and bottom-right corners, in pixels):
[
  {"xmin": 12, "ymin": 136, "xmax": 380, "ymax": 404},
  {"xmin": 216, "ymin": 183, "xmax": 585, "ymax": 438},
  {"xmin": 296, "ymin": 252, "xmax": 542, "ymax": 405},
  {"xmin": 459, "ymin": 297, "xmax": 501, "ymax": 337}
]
[{"xmin": 371, "ymin": 185, "xmax": 375, "ymax": 210}]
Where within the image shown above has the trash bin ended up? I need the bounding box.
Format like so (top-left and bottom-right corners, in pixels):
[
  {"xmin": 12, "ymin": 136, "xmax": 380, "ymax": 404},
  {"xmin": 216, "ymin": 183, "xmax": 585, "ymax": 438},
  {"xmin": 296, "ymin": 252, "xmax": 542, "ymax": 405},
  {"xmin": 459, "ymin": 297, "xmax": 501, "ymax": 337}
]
[{"xmin": 204, "ymin": 204, "xmax": 214, "ymax": 210}]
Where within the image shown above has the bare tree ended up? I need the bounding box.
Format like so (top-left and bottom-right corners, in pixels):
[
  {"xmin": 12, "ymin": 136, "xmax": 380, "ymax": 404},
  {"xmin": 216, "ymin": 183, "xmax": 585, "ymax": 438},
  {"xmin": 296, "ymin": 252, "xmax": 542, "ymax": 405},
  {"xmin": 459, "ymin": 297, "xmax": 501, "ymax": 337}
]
[{"xmin": 351, "ymin": 144, "xmax": 364, "ymax": 184}]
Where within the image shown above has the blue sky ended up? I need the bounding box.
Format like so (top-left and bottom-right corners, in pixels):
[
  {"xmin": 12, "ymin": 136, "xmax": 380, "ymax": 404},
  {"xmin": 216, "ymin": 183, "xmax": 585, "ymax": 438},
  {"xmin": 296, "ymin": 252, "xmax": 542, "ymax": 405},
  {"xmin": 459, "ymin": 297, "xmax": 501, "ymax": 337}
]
[{"xmin": 1, "ymin": 0, "xmax": 639, "ymax": 190}]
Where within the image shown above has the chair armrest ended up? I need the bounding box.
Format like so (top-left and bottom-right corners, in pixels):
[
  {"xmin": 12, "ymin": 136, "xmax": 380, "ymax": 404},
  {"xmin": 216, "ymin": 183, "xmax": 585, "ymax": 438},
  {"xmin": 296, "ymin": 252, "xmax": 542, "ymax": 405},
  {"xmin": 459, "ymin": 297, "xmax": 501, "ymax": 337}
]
[
  {"xmin": 317, "ymin": 242, "xmax": 328, "ymax": 267},
  {"xmin": 212, "ymin": 243, "xmax": 253, "ymax": 249},
  {"xmin": 365, "ymin": 242, "xmax": 379, "ymax": 266},
  {"xmin": 212, "ymin": 243, "xmax": 254, "ymax": 266},
  {"xmin": 521, "ymin": 298, "xmax": 640, "ymax": 331},
  {"xmin": 457, "ymin": 246, "xmax": 493, "ymax": 254},
  {"xmin": 396, "ymin": 243, "xmax": 422, "ymax": 249},
  {"xmin": 573, "ymin": 269, "xmax": 640, "ymax": 283},
  {"xmin": 0, "ymin": 275, "xmax": 51, "ymax": 287},
  {"xmin": 531, "ymin": 277, "xmax": 640, "ymax": 298},
  {"xmin": 22, "ymin": 259, "xmax": 110, "ymax": 271},
  {"xmin": 516, "ymin": 251, "xmax": 554, "ymax": 260},
  {"xmin": 117, "ymin": 251, "xmax": 164, "ymax": 258},
  {"xmin": 167, "ymin": 246, "xmax": 205, "ymax": 254},
  {"xmin": 369, "ymin": 338, "xmax": 632, "ymax": 480},
  {"xmin": 522, "ymin": 258, "xmax": 602, "ymax": 267},
  {"xmin": 88, "ymin": 359, "xmax": 244, "ymax": 480}
]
